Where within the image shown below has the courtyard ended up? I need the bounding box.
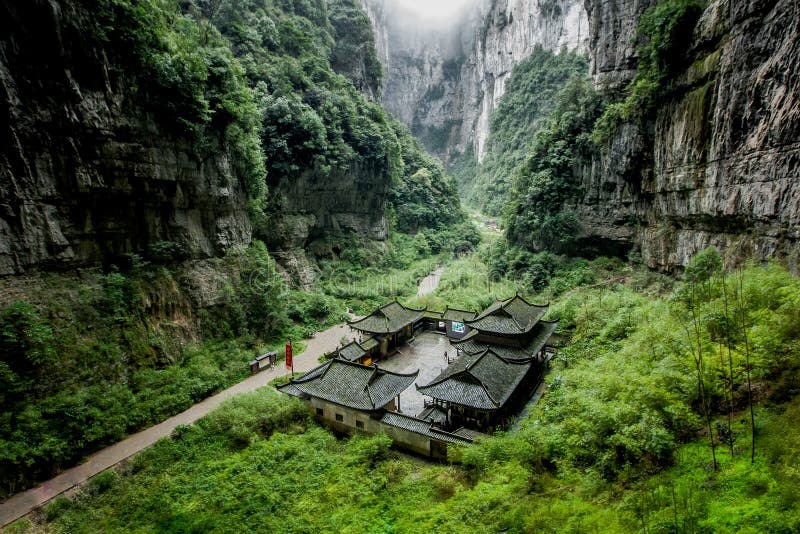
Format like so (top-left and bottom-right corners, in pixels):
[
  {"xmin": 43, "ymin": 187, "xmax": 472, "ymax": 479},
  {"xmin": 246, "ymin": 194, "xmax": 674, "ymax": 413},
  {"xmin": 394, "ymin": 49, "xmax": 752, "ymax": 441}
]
[{"xmin": 376, "ymin": 331, "xmax": 453, "ymax": 417}]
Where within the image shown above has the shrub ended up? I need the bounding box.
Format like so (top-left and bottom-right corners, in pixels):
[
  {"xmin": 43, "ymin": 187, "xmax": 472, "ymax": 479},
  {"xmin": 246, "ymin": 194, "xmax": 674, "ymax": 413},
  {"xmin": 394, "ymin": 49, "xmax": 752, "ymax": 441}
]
[
  {"xmin": 43, "ymin": 497, "xmax": 75, "ymax": 522},
  {"xmin": 0, "ymin": 301, "xmax": 54, "ymax": 372}
]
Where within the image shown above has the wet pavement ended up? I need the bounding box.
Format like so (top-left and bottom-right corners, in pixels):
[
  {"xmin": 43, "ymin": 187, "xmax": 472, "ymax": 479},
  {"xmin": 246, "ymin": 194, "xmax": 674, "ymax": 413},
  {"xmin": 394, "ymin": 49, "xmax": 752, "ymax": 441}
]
[{"xmin": 377, "ymin": 332, "xmax": 453, "ymax": 417}]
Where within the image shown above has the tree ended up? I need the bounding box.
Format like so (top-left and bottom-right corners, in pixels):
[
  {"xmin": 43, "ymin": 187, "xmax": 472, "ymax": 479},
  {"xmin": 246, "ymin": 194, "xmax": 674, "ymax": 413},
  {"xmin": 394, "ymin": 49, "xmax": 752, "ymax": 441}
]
[
  {"xmin": 678, "ymin": 248, "xmax": 724, "ymax": 470},
  {"xmin": 737, "ymin": 267, "xmax": 756, "ymax": 463}
]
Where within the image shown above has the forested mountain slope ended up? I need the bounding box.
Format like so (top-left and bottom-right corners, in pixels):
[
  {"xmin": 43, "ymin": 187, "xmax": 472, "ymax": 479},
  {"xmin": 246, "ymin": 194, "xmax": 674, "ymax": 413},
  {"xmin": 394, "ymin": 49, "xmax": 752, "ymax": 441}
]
[
  {"xmin": 0, "ymin": 0, "xmax": 470, "ymax": 279},
  {"xmin": 369, "ymin": 0, "xmax": 800, "ymax": 272},
  {"xmin": 0, "ymin": 0, "xmax": 473, "ymax": 497},
  {"xmin": 459, "ymin": 48, "xmax": 588, "ymax": 215},
  {"xmin": 503, "ymin": 0, "xmax": 800, "ymax": 270}
]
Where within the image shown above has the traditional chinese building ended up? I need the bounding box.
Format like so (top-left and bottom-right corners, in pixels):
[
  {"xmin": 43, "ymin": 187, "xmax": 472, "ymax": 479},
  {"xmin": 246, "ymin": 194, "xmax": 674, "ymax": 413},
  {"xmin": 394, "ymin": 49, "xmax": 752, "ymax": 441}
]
[
  {"xmin": 278, "ymin": 358, "xmax": 473, "ymax": 458},
  {"xmin": 417, "ymin": 295, "xmax": 557, "ymax": 431},
  {"xmin": 416, "ymin": 348, "xmax": 540, "ymax": 430},
  {"xmin": 278, "ymin": 295, "xmax": 557, "ymax": 454},
  {"xmin": 278, "ymin": 358, "xmax": 417, "ymax": 424},
  {"xmin": 464, "ymin": 294, "xmax": 552, "ymax": 347},
  {"xmin": 334, "ymin": 337, "xmax": 381, "ymax": 365},
  {"xmin": 348, "ymin": 301, "xmax": 426, "ymax": 357}
]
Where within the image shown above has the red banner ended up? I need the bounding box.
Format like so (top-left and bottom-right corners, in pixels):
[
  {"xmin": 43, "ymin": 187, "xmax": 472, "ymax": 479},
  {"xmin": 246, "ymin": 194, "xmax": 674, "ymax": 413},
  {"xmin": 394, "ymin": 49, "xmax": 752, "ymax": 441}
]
[{"xmin": 285, "ymin": 343, "xmax": 293, "ymax": 370}]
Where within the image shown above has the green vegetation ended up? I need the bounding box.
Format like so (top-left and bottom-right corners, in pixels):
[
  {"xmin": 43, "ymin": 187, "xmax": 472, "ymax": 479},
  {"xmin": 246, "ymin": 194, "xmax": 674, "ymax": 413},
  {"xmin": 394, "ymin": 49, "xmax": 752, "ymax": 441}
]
[
  {"xmin": 390, "ymin": 125, "xmax": 480, "ymax": 251},
  {"xmin": 86, "ymin": 0, "xmax": 471, "ymax": 241},
  {"xmin": 328, "ymin": 0, "xmax": 383, "ymax": 96},
  {"xmin": 0, "ymin": 241, "xmax": 301, "ymax": 497},
  {"xmin": 214, "ymin": 0, "xmax": 386, "ymax": 230},
  {"xmin": 19, "ymin": 252, "xmax": 800, "ymax": 533},
  {"xmin": 591, "ymin": 0, "xmax": 706, "ymax": 143},
  {"xmin": 198, "ymin": 0, "xmax": 469, "ymax": 238},
  {"xmin": 316, "ymin": 231, "xmax": 447, "ymax": 316},
  {"xmin": 504, "ymin": 79, "xmax": 604, "ymax": 253},
  {"xmin": 461, "ymin": 49, "xmax": 588, "ymax": 215},
  {"xmin": 9, "ymin": 1, "xmax": 799, "ymax": 531},
  {"xmin": 89, "ymin": 0, "xmax": 266, "ymax": 203},
  {"xmin": 409, "ymin": 254, "xmax": 518, "ymax": 313},
  {"xmin": 208, "ymin": 0, "xmax": 400, "ymax": 191},
  {"xmin": 181, "ymin": 0, "xmax": 477, "ymax": 261},
  {"xmin": 0, "ymin": 229, "xmax": 466, "ymax": 497},
  {"xmin": 0, "ymin": 0, "xmax": 480, "ymax": 498}
]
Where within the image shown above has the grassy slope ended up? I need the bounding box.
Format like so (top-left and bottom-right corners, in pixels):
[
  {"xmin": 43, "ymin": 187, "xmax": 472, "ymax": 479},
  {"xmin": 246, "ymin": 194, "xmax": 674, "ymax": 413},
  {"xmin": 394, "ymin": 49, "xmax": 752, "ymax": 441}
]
[{"xmin": 13, "ymin": 255, "xmax": 799, "ymax": 533}]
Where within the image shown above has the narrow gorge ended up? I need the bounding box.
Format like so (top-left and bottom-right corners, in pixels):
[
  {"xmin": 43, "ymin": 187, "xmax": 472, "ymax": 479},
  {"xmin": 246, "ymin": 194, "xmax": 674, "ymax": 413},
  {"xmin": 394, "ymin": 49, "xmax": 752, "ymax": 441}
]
[
  {"xmin": 366, "ymin": 0, "xmax": 799, "ymax": 272},
  {"xmin": 1, "ymin": 1, "xmax": 800, "ymax": 532},
  {"xmin": 362, "ymin": 0, "xmax": 588, "ymax": 163}
]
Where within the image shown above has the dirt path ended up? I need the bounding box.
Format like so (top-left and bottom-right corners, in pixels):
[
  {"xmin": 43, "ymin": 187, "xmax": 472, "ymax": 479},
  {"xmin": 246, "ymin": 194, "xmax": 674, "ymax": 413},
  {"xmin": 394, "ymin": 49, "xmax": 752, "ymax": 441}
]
[
  {"xmin": 0, "ymin": 322, "xmax": 353, "ymax": 528},
  {"xmin": 417, "ymin": 266, "xmax": 444, "ymax": 297}
]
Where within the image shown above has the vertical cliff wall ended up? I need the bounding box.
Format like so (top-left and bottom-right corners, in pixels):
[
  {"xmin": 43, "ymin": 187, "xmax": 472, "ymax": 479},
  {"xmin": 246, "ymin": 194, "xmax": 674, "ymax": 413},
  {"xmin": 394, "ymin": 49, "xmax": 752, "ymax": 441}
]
[
  {"xmin": 577, "ymin": 0, "xmax": 800, "ymax": 271},
  {"xmin": 0, "ymin": 1, "xmax": 251, "ymax": 276},
  {"xmin": 362, "ymin": 0, "xmax": 588, "ymax": 163}
]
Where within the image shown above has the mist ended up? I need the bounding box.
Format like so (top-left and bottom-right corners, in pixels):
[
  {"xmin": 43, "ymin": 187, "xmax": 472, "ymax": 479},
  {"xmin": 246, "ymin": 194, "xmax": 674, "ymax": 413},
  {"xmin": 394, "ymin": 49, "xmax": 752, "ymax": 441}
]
[
  {"xmin": 373, "ymin": 0, "xmax": 485, "ymax": 31},
  {"xmin": 392, "ymin": 0, "xmax": 479, "ymax": 21}
]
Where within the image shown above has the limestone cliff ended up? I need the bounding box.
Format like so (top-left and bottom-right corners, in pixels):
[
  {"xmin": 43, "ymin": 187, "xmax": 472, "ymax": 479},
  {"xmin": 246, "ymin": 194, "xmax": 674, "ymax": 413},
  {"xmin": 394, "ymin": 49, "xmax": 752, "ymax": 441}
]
[
  {"xmin": 362, "ymin": 0, "xmax": 588, "ymax": 163},
  {"xmin": 0, "ymin": 0, "xmax": 251, "ymax": 277},
  {"xmin": 263, "ymin": 162, "xmax": 391, "ymax": 286},
  {"xmin": 578, "ymin": 0, "xmax": 800, "ymax": 271}
]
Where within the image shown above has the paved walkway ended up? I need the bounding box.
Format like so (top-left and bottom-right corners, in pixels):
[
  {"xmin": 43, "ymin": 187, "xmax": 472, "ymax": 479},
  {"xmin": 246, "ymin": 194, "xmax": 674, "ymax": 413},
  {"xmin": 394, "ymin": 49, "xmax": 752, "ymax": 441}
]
[
  {"xmin": 417, "ymin": 267, "xmax": 444, "ymax": 297},
  {"xmin": 0, "ymin": 266, "xmax": 447, "ymax": 528},
  {"xmin": 0, "ymin": 322, "xmax": 354, "ymax": 528}
]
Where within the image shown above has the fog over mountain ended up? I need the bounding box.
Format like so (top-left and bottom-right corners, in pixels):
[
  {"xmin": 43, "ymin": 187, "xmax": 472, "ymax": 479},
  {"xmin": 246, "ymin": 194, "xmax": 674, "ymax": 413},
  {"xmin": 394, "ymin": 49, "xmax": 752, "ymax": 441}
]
[{"xmin": 393, "ymin": 0, "xmax": 482, "ymax": 22}]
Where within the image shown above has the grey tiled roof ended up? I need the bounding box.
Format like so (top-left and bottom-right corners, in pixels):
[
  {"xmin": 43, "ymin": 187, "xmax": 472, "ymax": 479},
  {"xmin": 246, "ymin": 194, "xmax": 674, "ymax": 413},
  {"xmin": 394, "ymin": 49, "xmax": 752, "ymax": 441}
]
[
  {"xmin": 380, "ymin": 412, "xmax": 473, "ymax": 445},
  {"xmin": 454, "ymin": 321, "xmax": 557, "ymax": 360},
  {"xmin": 452, "ymin": 329, "xmax": 479, "ymax": 343},
  {"xmin": 349, "ymin": 301, "xmax": 426, "ymax": 334},
  {"xmin": 418, "ymin": 404, "xmax": 448, "ymax": 425},
  {"xmin": 442, "ymin": 307, "xmax": 477, "ymax": 322},
  {"xmin": 429, "ymin": 427, "xmax": 475, "ymax": 445},
  {"xmin": 417, "ymin": 349, "xmax": 533, "ymax": 410},
  {"xmin": 451, "ymin": 427, "xmax": 486, "ymax": 440},
  {"xmin": 281, "ymin": 359, "xmax": 418, "ymax": 411},
  {"xmin": 467, "ymin": 295, "xmax": 548, "ymax": 335},
  {"xmin": 381, "ymin": 411, "xmax": 432, "ymax": 434},
  {"xmin": 278, "ymin": 383, "xmax": 303, "ymax": 397},
  {"xmin": 360, "ymin": 337, "xmax": 379, "ymax": 351},
  {"xmin": 337, "ymin": 340, "xmax": 367, "ymax": 362}
]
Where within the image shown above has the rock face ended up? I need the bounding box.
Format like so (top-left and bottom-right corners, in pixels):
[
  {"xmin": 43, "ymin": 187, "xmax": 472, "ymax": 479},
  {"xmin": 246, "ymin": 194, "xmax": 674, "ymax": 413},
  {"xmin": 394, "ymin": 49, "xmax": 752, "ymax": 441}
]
[
  {"xmin": 0, "ymin": 0, "xmax": 251, "ymax": 276},
  {"xmin": 578, "ymin": 0, "xmax": 800, "ymax": 271},
  {"xmin": 265, "ymin": 163, "xmax": 391, "ymax": 286},
  {"xmin": 362, "ymin": 0, "xmax": 588, "ymax": 163},
  {"xmin": 583, "ymin": 0, "xmax": 655, "ymax": 91}
]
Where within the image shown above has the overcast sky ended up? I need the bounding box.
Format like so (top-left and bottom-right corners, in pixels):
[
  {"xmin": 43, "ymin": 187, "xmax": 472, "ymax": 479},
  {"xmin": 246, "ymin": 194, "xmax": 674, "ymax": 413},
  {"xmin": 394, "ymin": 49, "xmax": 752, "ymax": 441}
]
[{"xmin": 392, "ymin": 0, "xmax": 476, "ymax": 20}]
